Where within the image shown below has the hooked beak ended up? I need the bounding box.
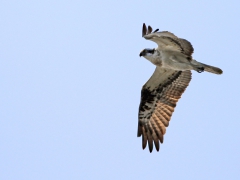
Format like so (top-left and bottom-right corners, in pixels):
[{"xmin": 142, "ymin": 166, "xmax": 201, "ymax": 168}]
[{"xmin": 139, "ymin": 50, "xmax": 145, "ymax": 57}]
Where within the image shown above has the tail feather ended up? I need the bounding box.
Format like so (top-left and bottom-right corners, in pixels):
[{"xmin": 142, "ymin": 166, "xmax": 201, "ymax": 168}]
[
  {"xmin": 191, "ymin": 60, "xmax": 223, "ymax": 75},
  {"xmin": 201, "ymin": 63, "xmax": 223, "ymax": 75}
]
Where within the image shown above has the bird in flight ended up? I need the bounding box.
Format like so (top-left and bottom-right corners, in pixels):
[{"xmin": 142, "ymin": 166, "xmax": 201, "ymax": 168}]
[{"xmin": 138, "ymin": 23, "xmax": 223, "ymax": 152}]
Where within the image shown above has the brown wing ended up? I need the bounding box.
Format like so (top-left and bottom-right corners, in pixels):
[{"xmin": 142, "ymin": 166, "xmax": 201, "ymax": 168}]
[
  {"xmin": 142, "ymin": 23, "xmax": 194, "ymax": 56},
  {"xmin": 179, "ymin": 38, "xmax": 194, "ymax": 56},
  {"xmin": 138, "ymin": 67, "xmax": 192, "ymax": 152}
]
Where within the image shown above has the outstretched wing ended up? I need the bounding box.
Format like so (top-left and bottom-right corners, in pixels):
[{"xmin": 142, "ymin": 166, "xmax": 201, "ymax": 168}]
[
  {"xmin": 142, "ymin": 23, "xmax": 194, "ymax": 56},
  {"xmin": 138, "ymin": 67, "xmax": 192, "ymax": 152}
]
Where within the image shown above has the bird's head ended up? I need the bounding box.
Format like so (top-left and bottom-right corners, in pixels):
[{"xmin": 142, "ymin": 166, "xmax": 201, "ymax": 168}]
[
  {"xmin": 139, "ymin": 48, "xmax": 155, "ymax": 57},
  {"xmin": 139, "ymin": 48, "xmax": 160, "ymax": 65}
]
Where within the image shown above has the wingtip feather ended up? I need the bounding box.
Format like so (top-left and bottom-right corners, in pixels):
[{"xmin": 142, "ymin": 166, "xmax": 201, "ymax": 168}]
[
  {"xmin": 142, "ymin": 23, "xmax": 147, "ymax": 37},
  {"xmin": 147, "ymin": 25, "xmax": 152, "ymax": 34},
  {"xmin": 142, "ymin": 126, "xmax": 147, "ymax": 149}
]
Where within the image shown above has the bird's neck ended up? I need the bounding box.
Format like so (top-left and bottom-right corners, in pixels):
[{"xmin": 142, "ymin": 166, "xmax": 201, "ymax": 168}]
[{"xmin": 144, "ymin": 52, "xmax": 162, "ymax": 66}]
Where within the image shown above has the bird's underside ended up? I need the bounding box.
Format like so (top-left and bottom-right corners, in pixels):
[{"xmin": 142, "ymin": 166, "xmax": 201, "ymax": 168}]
[{"xmin": 138, "ymin": 23, "xmax": 223, "ymax": 152}]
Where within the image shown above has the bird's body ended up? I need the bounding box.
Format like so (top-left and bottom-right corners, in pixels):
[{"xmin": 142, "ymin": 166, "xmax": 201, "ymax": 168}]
[
  {"xmin": 143, "ymin": 49, "xmax": 197, "ymax": 71},
  {"xmin": 138, "ymin": 23, "xmax": 223, "ymax": 152}
]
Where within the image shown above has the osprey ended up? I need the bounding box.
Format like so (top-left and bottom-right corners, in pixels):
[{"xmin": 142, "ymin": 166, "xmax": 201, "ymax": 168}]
[{"xmin": 138, "ymin": 23, "xmax": 223, "ymax": 153}]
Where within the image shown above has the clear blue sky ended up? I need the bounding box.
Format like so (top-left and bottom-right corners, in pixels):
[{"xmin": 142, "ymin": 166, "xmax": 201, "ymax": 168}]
[{"xmin": 1, "ymin": 1, "xmax": 239, "ymax": 179}]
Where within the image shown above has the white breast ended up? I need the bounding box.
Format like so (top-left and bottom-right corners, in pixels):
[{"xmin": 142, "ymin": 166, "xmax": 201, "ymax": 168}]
[{"xmin": 144, "ymin": 51, "xmax": 162, "ymax": 66}]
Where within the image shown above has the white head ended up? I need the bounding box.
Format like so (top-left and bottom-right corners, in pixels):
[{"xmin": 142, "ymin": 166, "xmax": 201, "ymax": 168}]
[
  {"xmin": 139, "ymin": 48, "xmax": 155, "ymax": 57},
  {"xmin": 139, "ymin": 48, "xmax": 159, "ymax": 64}
]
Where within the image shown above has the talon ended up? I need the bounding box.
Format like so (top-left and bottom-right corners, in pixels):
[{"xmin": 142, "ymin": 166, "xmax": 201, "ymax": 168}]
[{"xmin": 197, "ymin": 67, "xmax": 204, "ymax": 73}]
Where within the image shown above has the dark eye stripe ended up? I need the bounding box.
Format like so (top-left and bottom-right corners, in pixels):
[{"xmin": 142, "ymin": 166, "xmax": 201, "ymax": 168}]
[{"xmin": 148, "ymin": 49, "xmax": 155, "ymax": 54}]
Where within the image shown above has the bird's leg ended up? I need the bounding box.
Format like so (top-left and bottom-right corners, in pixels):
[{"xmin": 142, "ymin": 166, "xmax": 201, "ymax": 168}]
[
  {"xmin": 190, "ymin": 59, "xmax": 205, "ymax": 73},
  {"xmin": 192, "ymin": 65, "xmax": 204, "ymax": 73}
]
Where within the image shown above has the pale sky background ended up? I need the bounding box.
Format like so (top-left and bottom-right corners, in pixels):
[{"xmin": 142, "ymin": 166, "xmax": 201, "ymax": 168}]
[{"xmin": 1, "ymin": 1, "xmax": 240, "ymax": 180}]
